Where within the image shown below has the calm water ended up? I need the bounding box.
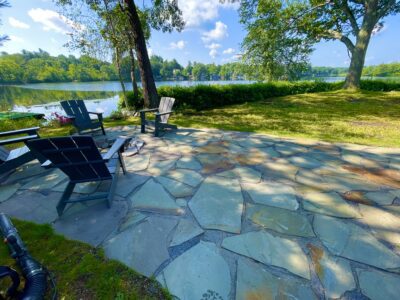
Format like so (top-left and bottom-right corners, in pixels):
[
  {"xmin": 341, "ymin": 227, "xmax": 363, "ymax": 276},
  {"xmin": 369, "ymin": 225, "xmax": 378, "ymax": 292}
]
[{"xmin": 2, "ymin": 77, "xmax": 399, "ymax": 119}]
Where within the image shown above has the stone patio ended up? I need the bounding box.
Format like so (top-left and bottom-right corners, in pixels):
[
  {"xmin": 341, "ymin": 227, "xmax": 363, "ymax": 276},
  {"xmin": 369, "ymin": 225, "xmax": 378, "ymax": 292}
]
[{"xmin": 1, "ymin": 125, "xmax": 400, "ymax": 299}]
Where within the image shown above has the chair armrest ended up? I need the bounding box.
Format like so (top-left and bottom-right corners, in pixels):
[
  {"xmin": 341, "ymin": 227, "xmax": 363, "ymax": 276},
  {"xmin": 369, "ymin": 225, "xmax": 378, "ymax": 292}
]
[
  {"xmin": 102, "ymin": 137, "xmax": 131, "ymax": 161},
  {"xmin": 0, "ymin": 135, "xmax": 39, "ymax": 146},
  {"xmin": 64, "ymin": 115, "xmax": 76, "ymax": 119},
  {"xmin": 41, "ymin": 160, "xmax": 53, "ymax": 169},
  {"xmin": 88, "ymin": 112, "xmax": 103, "ymax": 122},
  {"xmin": 155, "ymin": 111, "xmax": 173, "ymax": 117},
  {"xmin": 0, "ymin": 127, "xmax": 40, "ymax": 138},
  {"xmin": 140, "ymin": 108, "xmax": 158, "ymax": 113}
]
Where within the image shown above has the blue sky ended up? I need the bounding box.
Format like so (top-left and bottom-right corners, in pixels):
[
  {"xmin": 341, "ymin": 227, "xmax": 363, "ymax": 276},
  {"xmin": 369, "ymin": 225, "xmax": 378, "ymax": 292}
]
[{"xmin": 1, "ymin": 0, "xmax": 400, "ymax": 67}]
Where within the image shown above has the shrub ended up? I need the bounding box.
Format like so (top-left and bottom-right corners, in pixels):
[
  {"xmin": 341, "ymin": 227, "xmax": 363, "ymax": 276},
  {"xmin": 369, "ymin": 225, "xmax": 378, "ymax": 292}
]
[
  {"xmin": 360, "ymin": 80, "xmax": 400, "ymax": 91},
  {"xmin": 119, "ymin": 80, "xmax": 397, "ymax": 111}
]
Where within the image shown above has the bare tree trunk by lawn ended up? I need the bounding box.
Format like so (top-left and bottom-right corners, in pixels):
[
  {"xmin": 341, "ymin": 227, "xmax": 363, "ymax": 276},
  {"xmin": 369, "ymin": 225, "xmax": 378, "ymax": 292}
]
[
  {"xmin": 128, "ymin": 44, "xmax": 139, "ymax": 99},
  {"xmin": 114, "ymin": 47, "xmax": 129, "ymax": 107},
  {"xmin": 123, "ymin": 0, "xmax": 158, "ymax": 108}
]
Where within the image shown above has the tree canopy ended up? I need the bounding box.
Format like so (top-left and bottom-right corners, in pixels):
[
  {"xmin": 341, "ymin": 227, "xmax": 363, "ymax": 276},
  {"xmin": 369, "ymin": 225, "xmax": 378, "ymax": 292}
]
[{"xmin": 239, "ymin": 0, "xmax": 400, "ymax": 87}]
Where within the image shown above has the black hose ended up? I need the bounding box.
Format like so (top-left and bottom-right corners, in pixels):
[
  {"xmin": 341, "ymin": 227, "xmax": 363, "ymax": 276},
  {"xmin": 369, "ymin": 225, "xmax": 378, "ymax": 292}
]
[{"xmin": 0, "ymin": 213, "xmax": 49, "ymax": 300}]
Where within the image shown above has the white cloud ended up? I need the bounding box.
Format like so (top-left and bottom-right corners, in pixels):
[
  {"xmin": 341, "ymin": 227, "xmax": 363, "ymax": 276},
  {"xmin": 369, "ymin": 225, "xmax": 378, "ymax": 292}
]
[
  {"xmin": 202, "ymin": 21, "xmax": 228, "ymax": 43},
  {"xmin": 206, "ymin": 43, "xmax": 221, "ymax": 59},
  {"xmin": 179, "ymin": 0, "xmax": 238, "ymax": 27},
  {"xmin": 148, "ymin": 48, "xmax": 154, "ymax": 57},
  {"xmin": 9, "ymin": 17, "xmax": 30, "ymax": 29},
  {"xmin": 169, "ymin": 40, "xmax": 186, "ymax": 50},
  {"xmin": 223, "ymin": 48, "xmax": 235, "ymax": 55},
  {"xmin": 9, "ymin": 35, "xmax": 24, "ymax": 43},
  {"xmin": 28, "ymin": 8, "xmax": 81, "ymax": 34}
]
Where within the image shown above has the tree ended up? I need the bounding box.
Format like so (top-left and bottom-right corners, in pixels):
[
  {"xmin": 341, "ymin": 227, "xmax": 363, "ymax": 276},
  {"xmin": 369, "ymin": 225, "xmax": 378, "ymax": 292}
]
[
  {"xmin": 238, "ymin": 0, "xmax": 400, "ymax": 88},
  {"xmin": 121, "ymin": 0, "xmax": 184, "ymax": 107},
  {"xmin": 0, "ymin": 0, "xmax": 10, "ymax": 46}
]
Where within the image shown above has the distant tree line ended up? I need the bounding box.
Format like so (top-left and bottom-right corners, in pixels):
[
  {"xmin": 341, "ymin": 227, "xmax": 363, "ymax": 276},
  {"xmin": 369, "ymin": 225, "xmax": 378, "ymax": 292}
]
[{"xmin": 1, "ymin": 50, "xmax": 399, "ymax": 84}]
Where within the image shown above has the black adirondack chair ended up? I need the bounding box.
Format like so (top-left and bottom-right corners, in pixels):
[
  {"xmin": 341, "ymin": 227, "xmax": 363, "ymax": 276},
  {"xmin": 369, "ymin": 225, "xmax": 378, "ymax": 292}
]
[
  {"xmin": 60, "ymin": 100, "xmax": 106, "ymax": 135},
  {"xmin": 140, "ymin": 97, "xmax": 177, "ymax": 137},
  {"xmin": 26, "ymin": 135, "xmax": 130, "ymax": 216},
  {"xmin": 0, "ymin": 127, "xmax": 41, "ymax": 175}
]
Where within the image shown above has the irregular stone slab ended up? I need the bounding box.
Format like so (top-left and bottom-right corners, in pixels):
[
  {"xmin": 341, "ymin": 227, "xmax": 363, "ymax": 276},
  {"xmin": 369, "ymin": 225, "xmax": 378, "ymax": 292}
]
[
  {"xmin": 234, "ymin": 148, "xmax": 272, "ymax": 165},
  {"xmin": 124, "ymin": 153, "xmax": 150, "ymax": 172},
  {"xmin": 147, "ymin": 159, "xmax": 177, "ymax": 176},
  {"xmin": 288, "ymin": 155, "xmax": 322, "ymax": 169},
  {"xmin": 164, "ymin": 169, "xmax": 203, "ymax": 187},
  {"xmin": 5, "ymin": 162, "xmax": 47, "ymax": 183},
  {"xmin": 0, "ymin": 190, "xmax": 58, "ymax": 224},
  {"xmin": 359, "ymin": 204, "xmax": 400, "ymax": 249},
  {"xmin": 0, "ymin": 183, "xmax": 20, "ymax": 203},
  {"xmin": 119, "ymin": 211, "xmax": 147, "ymax": 232},
  {"xmin": 232, "ymin": 166, "xmax": 262, "ymax": 183},
  {"xmin": 129, "ymin": 179, "xmax": 183, "ymax": 215},
  {"xmin": 157, "ymin": 176, "xmax": 194, "ymax": 198},
  {"xmin": 189, "ymin": 176, "xmax": 243, "ymax": 233},
  {"xmin": 160, "ymin": 144, "xmax": 193, "ymax": 155},
  {"xmin": 308, "ymin": 244, "xmax": 355, "ymax": 299},
  {"xmin": 302, "ymin": 191, "xmax": 361, "ymax": 218},
  {"xmin": 237, "ymin": 137, "xmax": 271, "ymax": 148},
  {"xmin": 342, "ymin": 165, "xmax": 400, "ymax": 189},
  {"xmin": 196, "ymin": 142, "xmax": 228, "ymax": 154},
  {"xmin": 222, "ymin": 231, "xmax": 310, "ymax": 279},
  {"xmin": 341, "ymin": 151, "xmax": 382, "ymax": 168},
  {"xmin": 104, "ymin": 216, "xmax": 177, "ymax": 276},
  {"xmin": 53, "ymin": 181, "xmax": 99, "ymax": 194},
  {"xmin": 243, "ymin": 181, "xmax": 299, "ymax": 211},
  {"xmin": 246, "ymin": 204, "xmax": 314, "ymax": 237},
  {"xmin": 313, "ymin": 215, "xmax": 400, "ymax": 269},
  {"xmin": 176, "ymin": 198, "xmax": 187, "ymax": 207},
  {"xmin": 357, "ymin": 268, "xmax": 400, "ymax": 300},
  {"xmin": 261, "ymin": 159, "xmax": 298, "ymax": 181},
  {"xmin": 236, "ymin": 258, "xmax": 316, "ymax": 300},
  {"xmin": 196, "ymin": 153, "xmax": 234, "ymax": 174},
  {"xmin": 176, "ymin": 156, "xmax": 202, "ymax": 170},
  {"xmin": 20, "ymin": 169, "xmax": 66, "ymax": 190},
  {"xmin": 323, "ymin": 173, "xmax": 381, "ymax": 192},
  {"xmin": 54, "ymin": 201, "xmax": 127, "ymax": 246},
  {"xmin": 161, "ymin": 241, "xmax": 231, "ymax": 300},
  {"xmin": 113, "ymin": 173, "xmax": 149, "ymax": 198},
  {"xmin": 341, "ymin": 191, "xmax": 375, "ymax": 205},
  {"xmin": 275, "ymin": 143, "xmax": 307, "ymax": 156},
  {"xmin": 170, "ymin": 218, "xmax": 204, "ymax": 247},
  {"xmin": 365, "ymin": 191, "xmax": 395, "ymax": 206}
]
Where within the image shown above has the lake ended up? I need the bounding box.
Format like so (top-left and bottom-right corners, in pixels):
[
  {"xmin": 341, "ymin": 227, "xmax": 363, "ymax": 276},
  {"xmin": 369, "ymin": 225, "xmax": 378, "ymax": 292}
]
[{"xmin": 1, "ymin": 77, "xmax": 398, "ymax": 119}]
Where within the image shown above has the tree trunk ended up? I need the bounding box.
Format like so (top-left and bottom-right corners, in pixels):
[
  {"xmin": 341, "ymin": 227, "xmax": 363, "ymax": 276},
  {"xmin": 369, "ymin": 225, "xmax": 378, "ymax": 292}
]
[
  {"xmin": 344, "ymin": 1, "xmax": 378, "ymax": 89},
  {"xmin": 123, "ymin": 0, "xmax": 158, "ymax": 108},
  {"xmin": 115, "ymin": 47, "xmax": 129, "ymax": 109},
  {"xmin": 129, "ymin": 47, "xmax": 139, "ymax": 99}
]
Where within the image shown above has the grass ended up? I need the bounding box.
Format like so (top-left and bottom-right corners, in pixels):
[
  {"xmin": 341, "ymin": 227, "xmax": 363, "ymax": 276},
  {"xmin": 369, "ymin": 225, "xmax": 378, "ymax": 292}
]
[
  {"xmin": 2, "ymin": 90, "xmax": 400, "ymax": 148},
  {"xmin": 0, "ymin": 219, "xmax": 170, "ymax": 299},
  {"xmin": 171, "ymin": 90, "xmax": 400, "ymax": 147}
]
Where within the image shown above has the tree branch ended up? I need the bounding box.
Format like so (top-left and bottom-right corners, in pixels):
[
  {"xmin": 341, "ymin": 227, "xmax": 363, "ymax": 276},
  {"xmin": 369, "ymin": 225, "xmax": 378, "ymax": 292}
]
[
  {"xmin": 339, "ymin": 0, "xmax": 360, "ymax": 35},
  {"xmin": 325, "ymin": 30, "xmax": 355, "ymax": 53},
  {"xmin": 378, "ymin": 0, "xmax": 396, "ymax": 18}
]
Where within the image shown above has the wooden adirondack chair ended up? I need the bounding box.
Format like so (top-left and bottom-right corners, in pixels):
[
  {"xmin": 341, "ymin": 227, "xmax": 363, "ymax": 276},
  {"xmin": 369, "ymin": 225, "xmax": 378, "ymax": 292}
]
[
  {"xmin": 60, "ymin": 100, "xmax": 106, "ymax": 135},
  {"xmin": 0, "ymin": 127, "xmax": 41, "ymax": 175},
  {"xmin": 26, "ymin": 135, "xmax": 130, "ymax": 216},
  {"xmin": 140, "ymin": 97, "xmax": 177, "ymax": 137}
]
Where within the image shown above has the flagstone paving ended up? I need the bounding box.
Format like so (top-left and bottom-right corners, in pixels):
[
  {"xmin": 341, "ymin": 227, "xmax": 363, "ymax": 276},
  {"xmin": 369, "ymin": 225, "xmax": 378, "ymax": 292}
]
[{"xmin": 2, "ymin": 125, "xmax": 400, "ymax": 299}]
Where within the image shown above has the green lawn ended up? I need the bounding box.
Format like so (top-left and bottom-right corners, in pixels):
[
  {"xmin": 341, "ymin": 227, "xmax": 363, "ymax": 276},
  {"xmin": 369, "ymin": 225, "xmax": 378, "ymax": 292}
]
[
  {"xmin": 0, "ymin": 219, "xmax": 170, "ymax": 300},
  {"xmin": 172, "ymin": 90, "xmax": 400, "ymax": 147}
]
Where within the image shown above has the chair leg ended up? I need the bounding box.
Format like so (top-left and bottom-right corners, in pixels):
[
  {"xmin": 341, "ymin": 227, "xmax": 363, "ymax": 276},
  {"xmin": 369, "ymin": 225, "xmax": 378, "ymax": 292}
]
[
  {"xmin": 155, "ymin": 115, "xmax": 161, "ymax": 137},
  {"xmin": 107, "ymin": 160, "xmax": 120, "ymax": 208},
  {"xmin": 140, "ymin": 112, "xmax": 146, "ymax": 133},
  {"xmin": 57, "ymin": 182, "xmax": 75, "ymax": 217},
  {"xmin": 100, "ymin": 123, "xmax": 106, "ymax": 135},
  {"xmin": 118, "ymin": 151, "xmax": 126, "ymax": 175}
]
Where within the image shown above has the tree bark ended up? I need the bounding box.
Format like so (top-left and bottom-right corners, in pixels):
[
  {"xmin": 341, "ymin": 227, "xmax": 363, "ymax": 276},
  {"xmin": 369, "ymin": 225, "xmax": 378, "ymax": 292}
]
[
  {"xmin": 123, "ymin": 0, "xmax": 158, "ymax": 108},
  {"xmin": 344, "ymin": 0, "xmax": 378, "ymax": 89},
  {"xmin": 115, "ymin": 47, "xmax": 129, "ymax": 108},
  {"xmin": 128, "ymin": 47, "xmax": 139, "ymax": 99}
]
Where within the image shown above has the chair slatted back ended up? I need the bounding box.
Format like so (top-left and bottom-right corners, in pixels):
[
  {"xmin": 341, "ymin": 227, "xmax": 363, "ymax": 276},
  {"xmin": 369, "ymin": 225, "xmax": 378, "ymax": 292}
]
[
  {"xmin": 60, "ymin": 100, "xmax": 92, "ymax": 127},
  {"xmin": 0, "ymin": 146, "xmax": 9, "ymax": 162},
  {"xmin": 27, "ymin": 136, "xmax": 111, "ymax": 182},
  {"xmin": 158, "ymin": 97, "xmax": 175, "ymax": 123}
]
